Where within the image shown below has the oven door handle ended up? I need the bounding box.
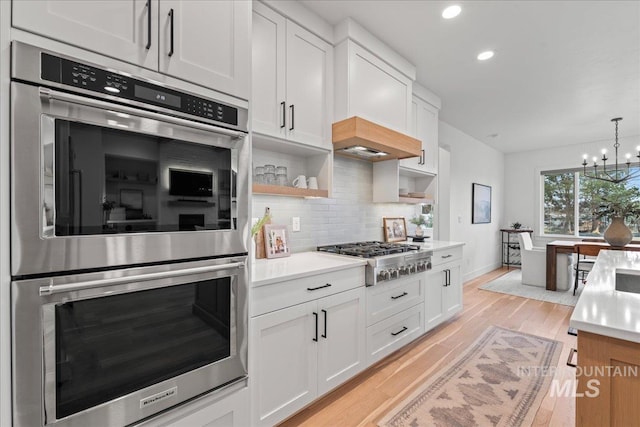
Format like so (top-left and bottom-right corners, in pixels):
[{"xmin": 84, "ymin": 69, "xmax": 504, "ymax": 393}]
[
  {"xmin": 39, "ymin": 262, "xmax": 245, "ymax": 296},
  {"xmin": 38, "ymin": 87, "xmax": 246, "ymax": 139}
]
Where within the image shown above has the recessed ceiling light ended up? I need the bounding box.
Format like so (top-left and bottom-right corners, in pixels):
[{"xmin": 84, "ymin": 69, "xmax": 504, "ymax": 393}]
[
  {"xmin": 442, "ymin": 5, "xmax": 462, "ymax": 19},
  {"xmin": 477, "ymin": 51, "xmax": 495, "ymax": 61}
]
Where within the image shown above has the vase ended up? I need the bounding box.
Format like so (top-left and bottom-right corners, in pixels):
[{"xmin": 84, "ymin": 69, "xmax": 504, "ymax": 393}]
[
  {"xmin": 415, "ymin": 227, "xmax": 424, "ymax": 237},
  {"xmin": 603, "ymin": 216, "xmax": 633, "ymax": 247}
]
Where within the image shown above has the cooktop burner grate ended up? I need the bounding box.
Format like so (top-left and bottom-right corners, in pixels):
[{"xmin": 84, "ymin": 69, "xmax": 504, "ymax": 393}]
[{"xmin": 317, "ymin": 241, "xmax": 420, "ymax": 258}]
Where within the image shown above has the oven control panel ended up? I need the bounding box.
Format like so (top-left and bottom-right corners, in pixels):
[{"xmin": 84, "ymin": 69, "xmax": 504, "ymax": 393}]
[{"xmin": 39, "ymin": 52, "xmax": 240, "ymax": 128}]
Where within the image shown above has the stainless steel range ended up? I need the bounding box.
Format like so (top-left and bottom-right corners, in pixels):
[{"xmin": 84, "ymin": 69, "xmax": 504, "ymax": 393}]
[{"xmin": 317, "ymin": 242, "xmax": 432, "ymax": 286}]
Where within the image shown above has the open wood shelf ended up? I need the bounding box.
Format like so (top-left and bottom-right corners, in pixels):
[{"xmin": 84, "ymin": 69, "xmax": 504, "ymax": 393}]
[
  {"xmin": 252, "ymin": 184, "xmax": 329, "ymax": 198},
  {"xmin": 398, "ymin": 196, "xmax": 435, "ymax": 204}
]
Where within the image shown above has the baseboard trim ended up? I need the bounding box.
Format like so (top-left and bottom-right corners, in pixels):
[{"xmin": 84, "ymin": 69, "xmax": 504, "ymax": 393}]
[{"xmin": 463, "ymin": 262, "xmax": 503, "ymax": 283}]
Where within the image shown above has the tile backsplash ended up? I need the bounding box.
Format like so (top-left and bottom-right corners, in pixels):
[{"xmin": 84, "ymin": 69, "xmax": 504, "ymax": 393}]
[{"xmin": 252, "ymin": 156, "xmax": 421, "ymax": 253}]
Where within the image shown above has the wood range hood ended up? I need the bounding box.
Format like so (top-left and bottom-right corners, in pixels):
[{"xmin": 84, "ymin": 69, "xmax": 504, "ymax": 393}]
[{"xmin": 332, "ymin": 116, "xmax": 421, "ymax": 162}]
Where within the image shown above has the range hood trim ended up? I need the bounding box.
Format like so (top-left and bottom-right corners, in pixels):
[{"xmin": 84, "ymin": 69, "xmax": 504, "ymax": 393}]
[{"xmin": 332, "ymin": 116, "xmax": 422, "ymax": 162}]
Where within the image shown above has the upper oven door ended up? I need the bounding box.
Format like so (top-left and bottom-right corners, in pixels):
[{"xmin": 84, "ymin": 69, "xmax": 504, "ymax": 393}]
[{"xmin": 11, "ymin": 82, "xmax": 249, "ymax": 276}]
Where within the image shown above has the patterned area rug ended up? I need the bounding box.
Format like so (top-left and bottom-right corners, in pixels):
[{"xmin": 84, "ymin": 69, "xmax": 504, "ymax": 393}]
[
  {"xmin": 378, "ymin": 326, "xmax": 562, "ymax": 427},
  {"xmin": 479, "ymin": 270, "xmax": 582, "ymax": 306}
]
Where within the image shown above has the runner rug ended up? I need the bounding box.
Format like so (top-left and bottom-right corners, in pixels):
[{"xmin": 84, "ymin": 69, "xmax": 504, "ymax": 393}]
[{"xmin": 378, "ymin": 326, "xmax": 562, "ymax": 427}]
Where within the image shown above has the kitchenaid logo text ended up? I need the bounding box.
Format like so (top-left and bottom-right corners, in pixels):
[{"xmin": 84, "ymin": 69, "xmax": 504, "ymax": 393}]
[{"xmin": 140, "ymin": 387, "xmax": 177, "ymax": 408}]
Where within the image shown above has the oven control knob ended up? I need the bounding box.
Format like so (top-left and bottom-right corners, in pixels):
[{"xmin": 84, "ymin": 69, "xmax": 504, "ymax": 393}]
[{"xmin": 408, "ymin": 264, "xmax": 416, "ymax": 274}]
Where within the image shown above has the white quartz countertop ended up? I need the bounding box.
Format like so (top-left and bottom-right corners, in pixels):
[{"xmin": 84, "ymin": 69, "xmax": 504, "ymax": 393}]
[
  {"xmin": 570, "ymin": 250, "xmax": 640, "ymax": 343},
  {"xmin": 406, "ymin": 239, "xmax": 465, "ymax": 251},
  {"xmin": 252, "ymin": 252, "xmax": 367, "ymax": 287}
]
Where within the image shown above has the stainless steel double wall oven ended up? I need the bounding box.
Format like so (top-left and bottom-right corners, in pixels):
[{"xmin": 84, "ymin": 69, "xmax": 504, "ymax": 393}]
[{"xmin": 10, "ymin": 42, "xmax": 250, "ymax": 427}]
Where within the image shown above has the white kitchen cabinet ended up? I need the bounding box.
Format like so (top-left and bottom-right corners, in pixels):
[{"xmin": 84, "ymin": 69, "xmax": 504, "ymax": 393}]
[
  {"xmin": 251, "ymin": 287, "xmax": 365, "ymax": 426},
  {"xmin": 13, "ymin": 0, "xmax": 250, "ymax": 99},
  {"xmin": 158, "ymin": 0, "xmax": 250, "ymax": 99},
  {"xmin": 425, "ymin": 247, "xmax": 463, "ymax": 332},
  {"xmin": 334, "ymin": 39, "xmax": 413, "ymax": 134},
  {"xmin": 251, "ymin": 2, "xmax": 333, "ymax": 150},
  {"xmin": 400, "ymin": 95, "xmax": 439, "ymax": 174}
]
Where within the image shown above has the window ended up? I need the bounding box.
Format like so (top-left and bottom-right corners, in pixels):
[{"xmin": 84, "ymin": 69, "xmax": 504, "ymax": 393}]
[{"xmin": 542, "ymin": 168, "xmax": 640, "ymax": 237}]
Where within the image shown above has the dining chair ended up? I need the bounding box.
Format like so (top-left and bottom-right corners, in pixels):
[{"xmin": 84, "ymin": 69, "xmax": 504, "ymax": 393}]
[
  {"xmin": 517, "ymin": 233, "xmax": 546, "ymax": 287},
  {"xmin": 573, "ymin": 244, "xmax": 605, "ymax": 295}
]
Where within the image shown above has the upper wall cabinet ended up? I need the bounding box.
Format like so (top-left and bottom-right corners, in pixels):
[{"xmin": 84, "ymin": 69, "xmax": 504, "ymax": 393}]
[
  {"xmin": 400, "ymin": 95, "xmax": 439, "ymax": 174},
  {"xmin": 334, "ymin": 40, "xmax": 412, "ymax": 134},
  {"xmin": 12, "ymin": 0, "xmax": 250, "ymax": 100},
  {"xmin": 252, "ymin": 2, "xmax": 333, "ymax": 150}
]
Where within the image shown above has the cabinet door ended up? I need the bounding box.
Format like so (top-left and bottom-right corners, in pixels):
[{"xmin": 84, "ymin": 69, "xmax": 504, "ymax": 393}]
[
  {"xmin": 158, "ymin": 0, "xmax": 250, "ymax": 100},
  {"xmin": 250, "ymin": 302, "xmax": 317, "ymax": 426},
  {"xmin": 251, "ymin": 2, "xmax": 287, "ymax": 138},
  {"xmin": 13, "ymin": 0, "xmax": 158, "ymax": 70},
  {"xmin": 400, "ymin": 96, "xmax": 439, "ymax": 174},
  {"xmin": 424, "ymin": 267, "xmax": 445, "ymax": 332},
  {"xmin": 317, "ymin": 287, "xmax": 366, "ymax": 396},
  {"xmin": 285, "ymin": 21, "xmax": 333, "ymax": 149},
  {"xmin": 443, "ymin": 263, "xmax": 463, "ymax": 318},
  {"xmin": 348, "ymin": 42, "xmax": 412, "ymax": 134}
]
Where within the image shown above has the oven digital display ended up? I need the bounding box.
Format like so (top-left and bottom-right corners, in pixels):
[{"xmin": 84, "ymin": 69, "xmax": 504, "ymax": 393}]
[{"xmin": 135, "ymin": 85, "xmax": 181, "ymax": 108}]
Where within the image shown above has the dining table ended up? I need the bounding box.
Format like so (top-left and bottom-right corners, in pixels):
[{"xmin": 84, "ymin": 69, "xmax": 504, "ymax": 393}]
[{"xmin": 546, "ymin": 240, "xmax": 640, "ymax": 290}]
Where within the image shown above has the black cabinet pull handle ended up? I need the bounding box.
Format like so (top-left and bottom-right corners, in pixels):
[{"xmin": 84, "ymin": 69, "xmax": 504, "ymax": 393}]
[
  {"xmin": 441, "ymin": 254, "xmax": 453, "ymax": 259},
  {"xmin": 289, "ymin": 104, "xmax": 295, "ymax": 130},
  {"xmin": 420, "ymin": 149, "xmax": 425, "ymax": 165},
  {"xmin": 280, "ymin": 101, "xmax": 286, "ymax": 128},
  {"xmin": 145, "ymin": 0, "xmax": 152, "ymax": 50},
  {"xmin": 447, "ymin": 269, "xmax": 451, "ymax": 286},
  {"xmin": 313, "ymin": 312, "xmax": 318, "ymax": 342},
  {"xmin": 168, "ymin": 9, "xmax": 174, "ymax": 57},
  {"xmin": 391, "ymin": 326, "xmax": 408, "ymax": 336},
  {"xmin": 321, "ymin": 309, "xmax": 327, "ymax": 338},
  {"xmin": 391, "ymin": 292, "xmax": 408, "ymax": 300},
  {"xmin": 566, "ymin": 348, "xmax": 578, "ymax": 368},
  {"xmin": 307, "ymin": 283, "xmax": 331, "ymax": 291}
]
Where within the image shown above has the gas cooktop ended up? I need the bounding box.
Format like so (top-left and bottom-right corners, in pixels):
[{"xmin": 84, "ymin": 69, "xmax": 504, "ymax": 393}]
[
  {"xmin": 317, "ymin": 241, "xmax": 420, "ymax": 258},
  {"xmin": 318, "ymin": 241, "xmax": 431, "ymax": 286}
]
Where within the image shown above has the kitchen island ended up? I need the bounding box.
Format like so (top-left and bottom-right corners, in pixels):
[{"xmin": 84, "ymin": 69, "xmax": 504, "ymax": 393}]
[{"xmin": 569, "ymin": 250, "xmax": 640, "ymax": 427}]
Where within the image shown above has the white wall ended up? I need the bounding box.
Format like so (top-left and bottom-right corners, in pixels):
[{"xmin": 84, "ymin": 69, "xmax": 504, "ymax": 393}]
[
  {"xmin": 439, "ymin": 121, "xmax": 505, "ymax": 281},
  {"xmin": 252, "ymin": 156, "xmax": 421, "ymax": 252},
  {"xmin": 504, "ymin": 135, "xmax": 639, "ymax": 246}
]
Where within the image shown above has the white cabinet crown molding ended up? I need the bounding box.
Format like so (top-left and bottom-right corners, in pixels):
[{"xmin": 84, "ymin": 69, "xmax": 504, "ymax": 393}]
[
  {"xmin": 413, "ymin": 81, "xmax": 442, "ymax": 111},
  {"xmin": 333, "ymin": 18, "xmax": 416, "ymax": 81},
  {"xmin": 260, "ymin": 0, "xmax": 334, "ymax": 44}
]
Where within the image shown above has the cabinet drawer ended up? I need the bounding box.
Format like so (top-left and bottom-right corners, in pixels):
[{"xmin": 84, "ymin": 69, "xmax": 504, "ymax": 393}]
[
  {"xmin": 431, "ymin": 246, "xmax": 462, "ymax": 266},
  {"xmin": 366, "ymin": 276, "xmax": 423, "ymax": 326},
  {"xmin": 366, "ymin": 303, "xmax": 424, "ymax": 365},
  {"xmin": 251, "ymin": 267, "xmax": 365, "ymax": 317}
]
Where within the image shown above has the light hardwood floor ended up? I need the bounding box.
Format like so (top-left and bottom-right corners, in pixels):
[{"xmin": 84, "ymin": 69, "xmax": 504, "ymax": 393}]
[{"xmin": 280, "ymin": 267, "xmax": 577, "ymax": 427}]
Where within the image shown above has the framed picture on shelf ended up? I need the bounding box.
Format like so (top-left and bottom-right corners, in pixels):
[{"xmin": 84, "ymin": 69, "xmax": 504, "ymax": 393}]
[
  {"xmin": 472, "ymin": 183, "xmax": 491, "ymax": 224},
  {"xmin": 383, "ymin": 217, "xmax": 407, "ymax": 242},
  {"xmin": 264, "ymin": 224, "xmax": 291, "ymax": 258}
]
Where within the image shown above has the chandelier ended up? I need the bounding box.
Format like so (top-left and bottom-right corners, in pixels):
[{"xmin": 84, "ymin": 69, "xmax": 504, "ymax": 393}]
[{"xmin": 581, "ymin": 117, "xmax": 640, "ymax": 184}]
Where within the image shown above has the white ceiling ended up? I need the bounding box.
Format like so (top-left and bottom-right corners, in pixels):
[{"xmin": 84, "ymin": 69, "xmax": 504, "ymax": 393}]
[{"xmin": 301, "ymin": 0, "xmax": 640, "ymax": 154}]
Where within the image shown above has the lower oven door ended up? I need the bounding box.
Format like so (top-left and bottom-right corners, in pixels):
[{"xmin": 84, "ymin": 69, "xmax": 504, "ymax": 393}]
[{"xmin": 12, "ymin": 257, "xmax": 248, "ymax": 427}]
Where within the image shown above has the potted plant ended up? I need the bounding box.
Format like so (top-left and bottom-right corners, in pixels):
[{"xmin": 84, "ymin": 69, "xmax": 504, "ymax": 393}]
[
  {"xmin": 409, "ymin": 215, "xmax": 428, "ymax": 237},
  {"xmin": 593, "ymin": 192, "xmax": 640, "ymax": 247}
]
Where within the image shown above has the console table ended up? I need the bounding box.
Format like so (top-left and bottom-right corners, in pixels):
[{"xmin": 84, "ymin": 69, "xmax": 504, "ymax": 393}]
[{"xmin": 500, "ymin": 229, "xmax": 533, "ymax": 269}]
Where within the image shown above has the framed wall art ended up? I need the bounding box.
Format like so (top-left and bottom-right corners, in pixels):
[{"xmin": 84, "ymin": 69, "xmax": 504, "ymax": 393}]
[
  {"xmin": 264, "ymin": 224, "xmax": 291, "ymax": 258},
  {"xmin": 383, "ymin": 217, "xmax": 407, "ymax": 242},
  {"xmin": 472, "ymin": 183, "xmax": 492, "ymax": 224}
]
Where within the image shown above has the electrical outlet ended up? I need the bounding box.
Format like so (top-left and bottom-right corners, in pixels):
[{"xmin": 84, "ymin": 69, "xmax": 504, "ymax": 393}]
[
  {"xmin": 458, "ymin": 215, "xmax": 462, "ymax": 224},
  {"xmin": 292, "ymin": 217, "xmax": 301, "ymax": 232}
]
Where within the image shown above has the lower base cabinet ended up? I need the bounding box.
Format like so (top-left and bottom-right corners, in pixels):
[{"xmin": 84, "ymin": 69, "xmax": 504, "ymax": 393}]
[
  {"xmin": 250, "ymin": 287, "xmax": 366, "ymax": 426},
  {"xmin": 425, "ymin": 256, "xmax": 462, "ymax": 332},
  {"xmin": 366, "ymin": 303, "xmax": 424, "ymax": 365},
  {"xmin": 142, "ymin": 384, "xmax": 249, "ymax": 427},
  {"xmin": 576, "ymin": 331, "xmax": 640, "ymax": 427}
]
